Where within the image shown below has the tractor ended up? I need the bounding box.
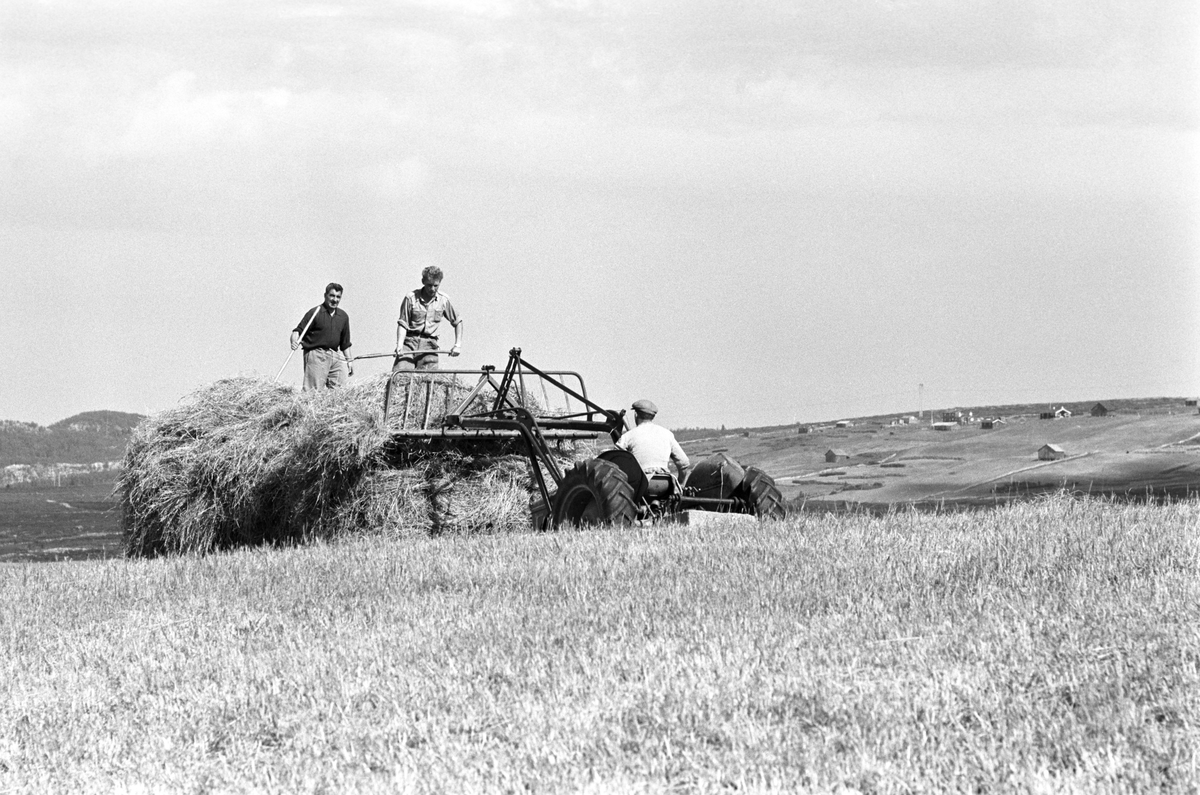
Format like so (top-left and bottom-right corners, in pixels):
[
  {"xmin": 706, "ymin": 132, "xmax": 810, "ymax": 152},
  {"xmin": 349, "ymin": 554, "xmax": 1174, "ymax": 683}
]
[{"xmin": 380, "ymin": 348, "xmax": 785, "ymax": 529}]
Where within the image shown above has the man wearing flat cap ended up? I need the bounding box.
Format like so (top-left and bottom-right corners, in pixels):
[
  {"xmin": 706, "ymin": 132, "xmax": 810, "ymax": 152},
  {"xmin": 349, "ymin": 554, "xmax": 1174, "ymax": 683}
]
[{"xmin": 615, "ymin": 399, "xmax": 691, "ymax": 481}]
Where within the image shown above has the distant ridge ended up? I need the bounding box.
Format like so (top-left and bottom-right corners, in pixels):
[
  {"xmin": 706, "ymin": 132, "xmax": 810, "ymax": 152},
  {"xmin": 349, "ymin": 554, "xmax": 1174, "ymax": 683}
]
[
  {"xmin": 1, "ymin": 410, "xmax": 144, "ymax": 467},
  {"xmin": 49, "ymin": 410, "xmax": 144, "ymax": 435}
]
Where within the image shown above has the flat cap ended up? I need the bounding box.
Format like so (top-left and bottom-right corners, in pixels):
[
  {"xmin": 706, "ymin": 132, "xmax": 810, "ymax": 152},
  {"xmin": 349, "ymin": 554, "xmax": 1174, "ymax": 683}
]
[{"xmin": 631, "ymin": 399, "xmax": 658, "ymax": 417}]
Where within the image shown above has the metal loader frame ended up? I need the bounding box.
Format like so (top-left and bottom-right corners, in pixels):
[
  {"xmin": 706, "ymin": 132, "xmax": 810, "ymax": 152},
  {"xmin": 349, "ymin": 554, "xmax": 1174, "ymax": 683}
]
[
  {"xmin": 381, "ymin": 347, "xmax": 772, "ymax": 528},
  {"xmin": 384, "ymin": 348, "xmax": 625, "ymax": 524}
]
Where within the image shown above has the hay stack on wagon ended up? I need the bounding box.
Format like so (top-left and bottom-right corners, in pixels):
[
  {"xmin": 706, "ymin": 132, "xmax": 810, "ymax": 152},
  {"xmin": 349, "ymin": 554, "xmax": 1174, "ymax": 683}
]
[{"xmin": 117, "ymin": 373, "xmax": 585, "ymax": 557}]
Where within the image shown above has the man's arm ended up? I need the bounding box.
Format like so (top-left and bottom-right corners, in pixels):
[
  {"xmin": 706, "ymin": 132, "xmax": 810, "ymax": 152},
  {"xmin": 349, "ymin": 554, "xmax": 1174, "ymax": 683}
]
[
  {"xmin": 670, "ymin": 437, "xmax": 691, "ymax": 482},
  {"xmin": 341, "ymin": 315, "xmax": 353, "ymax": 376},
  {"xmin": 395, "ymin": 295, "xmax": 413, "ymax": 354},
  {"xmin": 443, "ymin": 298, "xmax": 463, "ymax": 356},
  {"xmin": 290, "ymin": 307, "xmax": 315, "ymax": 351}
]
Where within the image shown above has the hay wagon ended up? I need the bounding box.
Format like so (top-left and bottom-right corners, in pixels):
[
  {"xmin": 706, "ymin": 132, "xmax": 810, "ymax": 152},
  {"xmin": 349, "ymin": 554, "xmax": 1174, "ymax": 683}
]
[{"xmin": 381, "ymin": 348, "xmax": 784, "ymax": 529}]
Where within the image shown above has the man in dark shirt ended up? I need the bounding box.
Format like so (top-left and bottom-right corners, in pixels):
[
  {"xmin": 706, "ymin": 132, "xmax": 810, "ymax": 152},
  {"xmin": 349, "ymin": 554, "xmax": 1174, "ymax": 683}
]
[{"xmin": 290, "ymin": 283, "xmax": 353, "ymax": 390}]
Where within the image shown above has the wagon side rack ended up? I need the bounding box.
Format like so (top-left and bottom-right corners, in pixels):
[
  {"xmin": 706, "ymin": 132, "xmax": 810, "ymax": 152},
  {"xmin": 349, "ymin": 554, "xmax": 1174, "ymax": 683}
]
[
  {"xmin": 374, "ymin": 347, "xmax": 785, "ymax": 529},
  {"xmin": 379, "ymin": 348, "xmax": 626, "ymax": 519}
]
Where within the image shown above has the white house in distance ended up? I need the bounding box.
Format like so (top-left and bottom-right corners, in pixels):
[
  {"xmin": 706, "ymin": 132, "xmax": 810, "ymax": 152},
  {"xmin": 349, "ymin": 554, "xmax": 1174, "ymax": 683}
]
[{"xmin": 1038, "ymin": 443, "xmax": 1067, "ymax": 460}]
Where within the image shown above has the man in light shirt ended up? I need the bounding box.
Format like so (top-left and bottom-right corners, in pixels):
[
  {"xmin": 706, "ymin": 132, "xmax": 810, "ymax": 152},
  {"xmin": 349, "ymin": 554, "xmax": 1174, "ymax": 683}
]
[
  {"xmin": 393, "ymin": 266, "xmax": 464, "ymax": 371},
  {"xmin": 615, "ymin": 399, "xmax": 691, "ymax": 481}
]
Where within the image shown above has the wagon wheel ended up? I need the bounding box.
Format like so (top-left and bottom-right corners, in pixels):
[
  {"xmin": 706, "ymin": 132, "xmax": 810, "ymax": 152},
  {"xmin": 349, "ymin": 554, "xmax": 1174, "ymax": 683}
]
[
  {"xmin": 553, "ymin": 458, "xmax": 637, "ymax": 528},
  {"xmin": 739, "ymin": 467, "xmax": 786, "ymax": 520}
]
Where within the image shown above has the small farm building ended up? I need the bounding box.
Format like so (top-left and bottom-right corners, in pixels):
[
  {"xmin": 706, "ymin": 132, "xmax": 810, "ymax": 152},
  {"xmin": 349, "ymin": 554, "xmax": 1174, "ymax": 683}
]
[
  {"xmin": 1090, "ymin": 403, "xmax": 1109, "ymax": 417},
  {"xmin": 797, "ymin": 425, "xmax": 810, "ymax": 434},
  {"xmin": 834, "ymin": 420, "xmax": 852, "ymax": 428},
  {"xmin": 1186, "ymin": 398, "xmax": 1197, "ymax": 407},
  {"xmin": 981, "ymin": 419, "xmax": 994, "ymax": 429},
  {"xmin": 1041, "ymin": 406, "xmax": 1072, "ymax": 419},
  {"xmin": 932, "ymin": 421, "xmax": 955, "ymax": 431},
  {"xmin": 1038, "ymin": 443, "xmax": 1067, "ymax": 461},
  {"xmin": 825, "ymin": 449, "xmax": 850, "ymax": 463}
]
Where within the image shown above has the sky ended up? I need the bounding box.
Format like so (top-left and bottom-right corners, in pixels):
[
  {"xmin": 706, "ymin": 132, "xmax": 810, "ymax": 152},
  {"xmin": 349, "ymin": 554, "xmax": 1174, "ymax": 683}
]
[{"xmin": 2, "ymin": 0, "xmax": 1197, "ymax": 429}]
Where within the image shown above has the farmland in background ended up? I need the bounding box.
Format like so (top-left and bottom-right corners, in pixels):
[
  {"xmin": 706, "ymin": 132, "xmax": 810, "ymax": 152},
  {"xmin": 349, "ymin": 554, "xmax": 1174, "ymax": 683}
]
[
  {"xmin": 678, "ymin": 401, "xmax": 1200, "ymax": 510},
  {"xmin": 0, "ymin": 477, "xmax": 122, "ymax": 562}
]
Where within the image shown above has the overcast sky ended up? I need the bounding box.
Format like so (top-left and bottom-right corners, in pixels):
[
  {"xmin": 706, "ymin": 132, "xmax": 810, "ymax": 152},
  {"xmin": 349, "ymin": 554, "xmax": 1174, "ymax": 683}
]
[{"xmin": 2, "ymin": 0, "xmax": 1197, "ymax": 428}]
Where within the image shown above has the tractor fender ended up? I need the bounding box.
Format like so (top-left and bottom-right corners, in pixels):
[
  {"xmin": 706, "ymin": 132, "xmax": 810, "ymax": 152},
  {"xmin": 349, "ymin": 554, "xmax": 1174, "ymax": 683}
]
[
  {"xmin": 597, "ymin": 448, "xmax": 650, "ymax": 502},
  {"xmin": 686, "ymin": 453, "xmax": 745, "ymax": 500}
]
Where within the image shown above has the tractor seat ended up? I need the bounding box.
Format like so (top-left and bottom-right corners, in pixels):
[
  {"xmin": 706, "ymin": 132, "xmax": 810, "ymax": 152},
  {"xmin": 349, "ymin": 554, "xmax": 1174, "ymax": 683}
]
[
  {"xmin": 646, "ymin": 473, "xmax": 673, "ymax": 499},
  {"xmin": 597, "ymin": 448, "xmax": 679, "ymax": 502},
  {"xmin": 598, "ymin": 448, "xmax": 675, "ymax": 502}
]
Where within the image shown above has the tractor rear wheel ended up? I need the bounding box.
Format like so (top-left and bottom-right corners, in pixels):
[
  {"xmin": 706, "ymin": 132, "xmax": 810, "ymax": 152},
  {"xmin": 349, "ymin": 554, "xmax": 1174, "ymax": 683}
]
[
  {"xmin": 740, "ymin": 467, "xmax": 786, "ymax": 520},
  {"xmin": 553, "ymin": 459, "xmax": 637, "ymax": 528}
]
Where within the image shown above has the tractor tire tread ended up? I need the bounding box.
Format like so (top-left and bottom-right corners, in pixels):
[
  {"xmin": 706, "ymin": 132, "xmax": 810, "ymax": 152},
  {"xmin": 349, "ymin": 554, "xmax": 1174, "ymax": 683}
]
[
  {"xmin": 553, "ymin": 458, "xmax": 638, "ymax": 528},
  {"xmin": 741, "ymin": 467, "xmax": 786, "ymax": 520}
]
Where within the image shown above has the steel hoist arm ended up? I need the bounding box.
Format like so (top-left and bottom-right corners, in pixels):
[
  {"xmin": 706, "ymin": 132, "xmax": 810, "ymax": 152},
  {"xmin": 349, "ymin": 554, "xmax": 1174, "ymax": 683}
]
[
  {"xmin": 447, "ymin": 407, "xmax": 562, "ymax": 518},
  {"xmin": 495, "ymin": 348, "xmax": 625, "ymax": 442}
]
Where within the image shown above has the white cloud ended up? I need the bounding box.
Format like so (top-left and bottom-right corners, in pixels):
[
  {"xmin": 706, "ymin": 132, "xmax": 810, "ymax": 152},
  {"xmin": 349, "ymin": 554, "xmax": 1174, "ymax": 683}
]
[
  {"xmin": 0, "ymin": 93, "xmax": 32, "ymax": 151},
  {"xmin": 277, "ymin": 4, "xmax": 349, "ymax": 19},
  {"xmin": 359, "ymin": 156, "xmax": 429, "ymax": 198},
  {"xmin": 404, "ymin": 0, "xmax": 516, "ymax": 19},
  {"xmin": 118, "ymin": 71, "xmax": 235, "ymax": 154}
]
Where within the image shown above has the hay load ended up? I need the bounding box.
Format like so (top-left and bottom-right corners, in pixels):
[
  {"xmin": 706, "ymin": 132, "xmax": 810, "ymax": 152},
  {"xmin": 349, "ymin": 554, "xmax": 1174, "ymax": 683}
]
[{"xmin": 118, "ymin": 373, "xmax": 580, "ymax": 557}]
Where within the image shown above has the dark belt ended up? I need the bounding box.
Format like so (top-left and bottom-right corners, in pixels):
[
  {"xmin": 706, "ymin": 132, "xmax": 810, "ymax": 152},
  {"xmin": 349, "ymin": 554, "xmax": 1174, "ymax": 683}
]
[{"xmin": 405, "ymin": 333, "xmax": 438, "ymax": 340}]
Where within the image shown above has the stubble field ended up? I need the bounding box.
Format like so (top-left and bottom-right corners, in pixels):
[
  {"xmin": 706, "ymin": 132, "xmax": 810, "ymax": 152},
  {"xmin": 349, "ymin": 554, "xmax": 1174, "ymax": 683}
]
[{"xmin": 2, "ymin": 495, "xmax": 1197, "ymax": 793}]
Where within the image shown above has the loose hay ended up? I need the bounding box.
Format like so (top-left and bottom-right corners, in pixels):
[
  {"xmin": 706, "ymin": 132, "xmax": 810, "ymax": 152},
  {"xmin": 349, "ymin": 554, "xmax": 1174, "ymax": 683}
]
[{"xmin": 118, "ymin": 373, "xmax": 587, "ymax": 557}]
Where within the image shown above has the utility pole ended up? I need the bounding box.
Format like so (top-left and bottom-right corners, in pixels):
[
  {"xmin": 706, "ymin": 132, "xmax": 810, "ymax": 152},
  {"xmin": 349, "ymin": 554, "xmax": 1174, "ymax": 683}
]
[{"xmin": 918, "ymin": 383, "xmax": 924, "ymax": 419}]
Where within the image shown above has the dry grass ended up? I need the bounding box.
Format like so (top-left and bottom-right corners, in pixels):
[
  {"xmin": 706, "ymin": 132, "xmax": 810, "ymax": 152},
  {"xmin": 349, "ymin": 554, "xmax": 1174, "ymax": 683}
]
[
  {"xmin": 2, "ymin": 495, "xmax": 1196, "ymax": 792},
  {"xmin": 117, "ymin": 375, "xmax": 578, "ymax": 557}
]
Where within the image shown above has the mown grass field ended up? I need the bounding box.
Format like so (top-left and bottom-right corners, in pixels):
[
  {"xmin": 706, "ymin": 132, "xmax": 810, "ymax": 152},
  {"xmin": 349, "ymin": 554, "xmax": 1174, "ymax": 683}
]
[{"xmin": 2, "ymin": 496, "xmax": 1198, "ymax": 793}]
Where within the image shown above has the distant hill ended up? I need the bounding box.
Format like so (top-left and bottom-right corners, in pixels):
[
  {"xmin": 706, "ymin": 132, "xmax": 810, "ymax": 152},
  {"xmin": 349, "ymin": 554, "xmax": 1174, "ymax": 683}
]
[
  {"xmin": 49, "ymin": 410, "xmax": 143, "ymax": 435},
  {"xmin": 673, "ymin": 397, "xmax": 1188, "ymax": 441},
  {"xmin": 0, "ymin": 411, "xmax": 143, "ymax": 467}
]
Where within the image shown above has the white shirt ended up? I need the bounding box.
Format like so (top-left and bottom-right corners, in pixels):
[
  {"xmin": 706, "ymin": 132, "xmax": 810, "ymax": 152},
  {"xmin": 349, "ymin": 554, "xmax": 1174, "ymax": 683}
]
[{"xmin": 616, "ymin": 421, "xmax": 691, "ymax": 475}]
